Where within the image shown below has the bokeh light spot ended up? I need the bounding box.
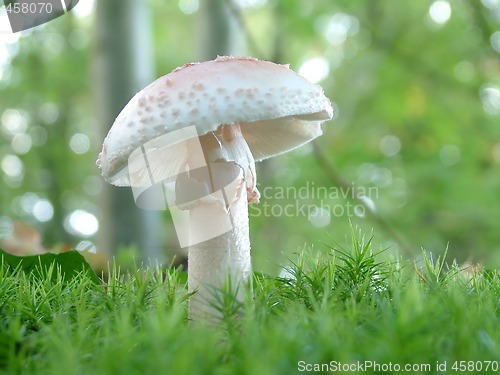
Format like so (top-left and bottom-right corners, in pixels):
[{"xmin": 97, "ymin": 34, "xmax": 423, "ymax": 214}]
[
  {"xmin": 355, "ymin": 196, "xmax": 376, "ymax": 218},
  {"xmin": 454, "ymin": 61, "xmax": 475, "ymax": 82},
  {"xmin": 308, "ymin": 206, "xmax": 331, "ymax": 228},
  {"xmin": 234, "ymin": 0, "xmax": 267, "ymax": 8},
  {"xmin": 371, "ymin": 167, "xmax": 393, "ymax": 188},
  {"xmin": 298, "ymin": 56, "xmax": 330, "ymax": 83},
  {"xmin": 480, "ymin": 85, "xmax": 500, "ymax": 115},
  {"xmin": 323, "ymin": 12, "xmax": 359, "ymax": 46},
  {"xmin": 69, "ymin": 133, "xmax": 90, "ymax": 154},
  {"xmin": 440, "ymin": 145, "xmax": 460, "ymax": 166},
  {"xmin": 491, "ymin": 31, "xmax": 500, "ymax": 53},
  {"xmin": 83, "ymin": 175, "xmax": 103, "ymax": 196},
  {"xmin": 38, "ymin": 103, "xmax": 59, "ymax": 124},
  {"xmin": 11, "ymin": 133, "xmax": 32, "ymax": 154},
  {"xmin": 73, "ymin": 0, "xmax": 96, "ymax": 18},
  {"xmin": 178, "ymin": 0, "xmax": 199, "ymax": 14},
  {"xmin": 33, "ymin": 199, "xmax": 54, "ymax": 222},
  {"xmin": 64, "ymin": 210, "xmax": 99, "ymax": 237},
  {"xmin": 380, "ymin": 135, "xmax": 401, "ymax": 157},
  {"xmin": 1, "ymin": 154, "xmax": 23, "ymax": 178},
  {"xmin": 1, "ymin": 109, "xmax": 28, "ymax": 136},
  {"xmin": 429, "ymin": 1, "xmax": 452, "ymax": 25},
  {"xmin": 29, "ymin": 126, "xmax": 48, "ymax": 146}
]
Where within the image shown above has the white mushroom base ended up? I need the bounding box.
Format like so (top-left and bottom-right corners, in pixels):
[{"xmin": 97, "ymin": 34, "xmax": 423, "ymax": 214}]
[{"xmin": 187, "ymin": 191, "xmax": 252, "ymax": 321}]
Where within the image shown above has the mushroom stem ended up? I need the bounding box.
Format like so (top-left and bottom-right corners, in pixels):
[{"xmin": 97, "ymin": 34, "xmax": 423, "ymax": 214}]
[
  {"xmin": 187, "ymin": 191, "xmax": 251, "ymax": 320},
  {"xmin": 184, "ymin": 123, "xmax": 259, "ymax": 320}
]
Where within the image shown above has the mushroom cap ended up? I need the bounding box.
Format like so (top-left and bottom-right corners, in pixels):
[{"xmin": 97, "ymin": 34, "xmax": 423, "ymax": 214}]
[{"xmin": 97, "ymin": 56, "xmax": 333, "ymax": 186}]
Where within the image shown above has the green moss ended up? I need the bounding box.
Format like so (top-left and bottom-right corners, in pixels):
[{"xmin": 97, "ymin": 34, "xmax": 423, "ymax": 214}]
[{"xmin": 1, "ymin": 231, "xmax": 499, "ymax": 374}]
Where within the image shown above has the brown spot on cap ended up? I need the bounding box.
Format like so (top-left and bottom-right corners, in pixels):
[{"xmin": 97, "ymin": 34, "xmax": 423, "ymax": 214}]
[
  {"xmin": 192, "ymin": 82, "xmax": 204, "ymax": 91},
  {"xmin": 97, "ymin": 56, "xmax": 333, "ymax": 187},
  {"xmin": 158, "ymin": 97, "xmax": 170, "ymax": 105}
]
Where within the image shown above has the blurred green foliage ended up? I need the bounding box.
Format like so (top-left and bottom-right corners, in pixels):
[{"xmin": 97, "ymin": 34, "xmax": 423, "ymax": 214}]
[{"xmin": 0, "ymin": 0, "xmax": 499, "ymax": 273}]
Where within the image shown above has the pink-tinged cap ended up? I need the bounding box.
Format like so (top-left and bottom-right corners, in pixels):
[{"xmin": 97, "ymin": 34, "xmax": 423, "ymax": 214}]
[{"xmin": 97, "ymin": 56, "xmax": 333, "ymax": 186}]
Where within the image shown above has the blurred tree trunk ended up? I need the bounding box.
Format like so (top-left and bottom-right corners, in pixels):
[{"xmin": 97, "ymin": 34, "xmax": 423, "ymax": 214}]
[
  {"xmin": 94, "ymin": 0, "xmax": 165, "ymax": 261},
  {"xmin": 198, "ymin": 0, "xmax": 245, "ymax": 59}
]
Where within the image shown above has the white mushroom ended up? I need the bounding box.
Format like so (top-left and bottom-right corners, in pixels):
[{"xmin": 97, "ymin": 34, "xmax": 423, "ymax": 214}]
[{"xmin": 97, "ymin": 56, "xmax": 333, "ymax": 320}]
